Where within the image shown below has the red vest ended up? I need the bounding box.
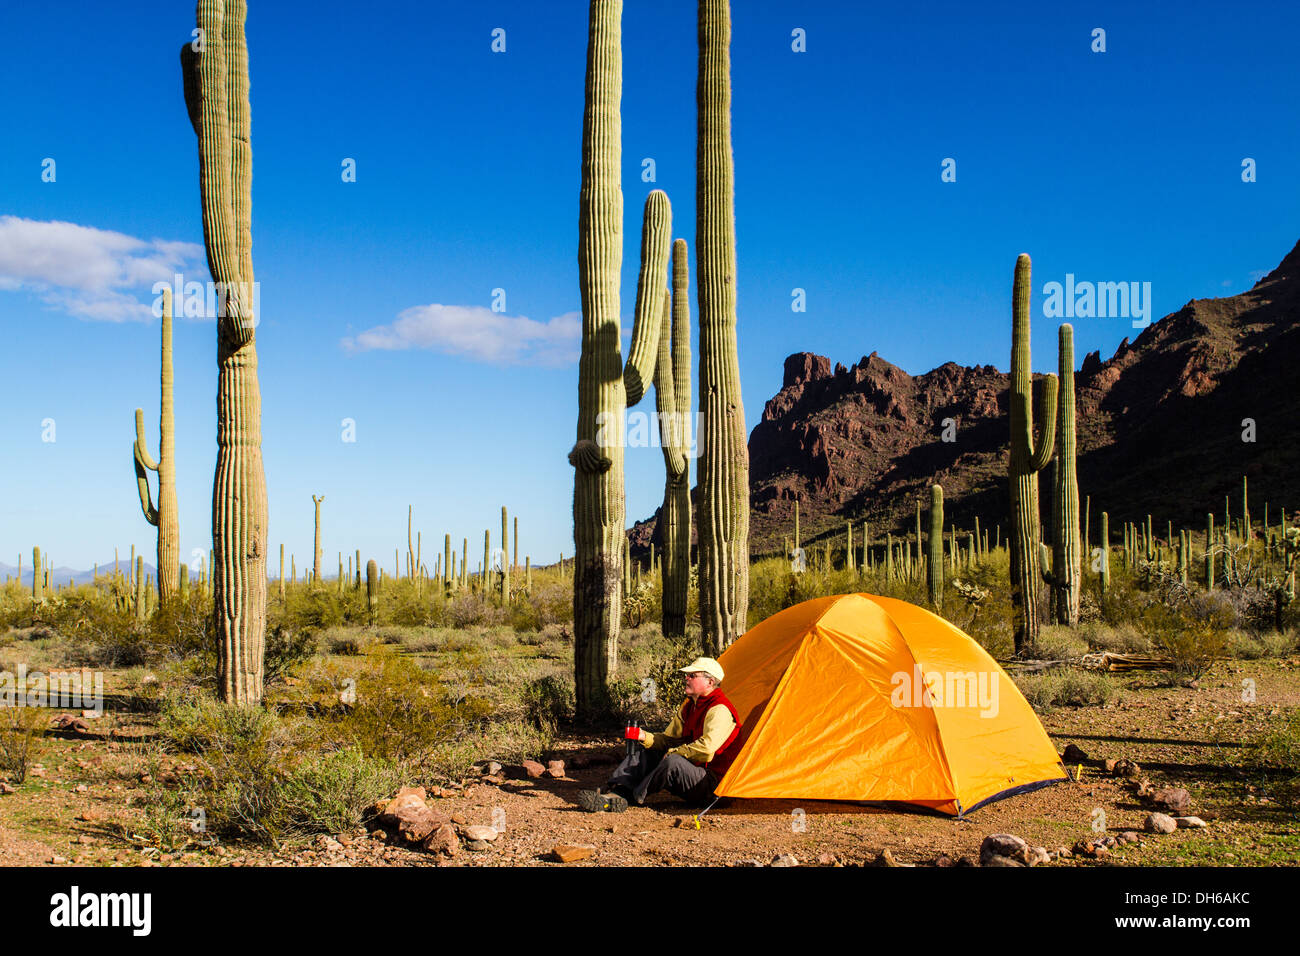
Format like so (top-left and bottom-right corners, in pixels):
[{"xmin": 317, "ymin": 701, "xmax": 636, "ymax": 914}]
[{"xmin": 680, "ymin": 688, "xmax": 742, "ymax": 779}]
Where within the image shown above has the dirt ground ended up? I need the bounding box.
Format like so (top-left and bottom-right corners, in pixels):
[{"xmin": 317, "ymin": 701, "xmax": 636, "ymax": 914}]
[{"xmin": 1, "ymin": 658, "xmax": 1297, "ymax": 867}]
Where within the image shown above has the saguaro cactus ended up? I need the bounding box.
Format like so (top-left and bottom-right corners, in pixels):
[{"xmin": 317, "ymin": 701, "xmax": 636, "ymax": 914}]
[
  {"xmin": 697, "ymin": 0, "xmax": 749, "ymax": 654},
  {"xmin": 569, "ymin": 0, "xmax": 625, "ymax": 720},
  {"xmin": 928, "ymin": 484, "xmax": 944, "ymax": 610},
  {"xmin": 501, "ymin": 506, "xmax": 510, "ymax": 599},
  {"xmin": 656, "ymin": 239, "xmax": 693, "ymax": 638},
  {"xmin": 312, "ymin": 495, "xmax": 324, "ymax": 584},
  {"xmin": 31, "ymin": 546, "xmax": 42, "ymax": 601},
  {"xmin": 365, "ymin": 559, "xmax": 378, "ymax": 625},
  {"xmin": 1052, "ymin": 323, "xmax": 1080, "ymax": 626},
  {"xmin": 183, "ymin": 0, "xmax": 268, "ymax": 704},
  {"xmin": 1099, "ymin": 511, "xmax": 1110, "ymax": 597},
  {"xmin": 133, "ymin": 285, "xmax": 180, "ymax": 602},
  {"xmin": 1008, "ymin": 254, "xmax": 1058, "ymax": 654}
]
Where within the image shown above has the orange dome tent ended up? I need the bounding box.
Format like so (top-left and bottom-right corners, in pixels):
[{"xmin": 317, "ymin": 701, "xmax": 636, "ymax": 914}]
[{"xmin": 713, "ymin": 593, "xmax": 1068, "ymax": 816}]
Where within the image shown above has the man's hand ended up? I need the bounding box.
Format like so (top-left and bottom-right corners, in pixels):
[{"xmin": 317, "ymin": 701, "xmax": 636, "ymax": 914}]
[{"xmin": 637, "ymin": 729, "xmax": 647, "ymax": 742}]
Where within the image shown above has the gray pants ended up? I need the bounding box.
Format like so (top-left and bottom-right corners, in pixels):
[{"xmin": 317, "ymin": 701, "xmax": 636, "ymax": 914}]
[{"xmin": 607, "ymin": 748, "xmax": 718, "ymax": 806}]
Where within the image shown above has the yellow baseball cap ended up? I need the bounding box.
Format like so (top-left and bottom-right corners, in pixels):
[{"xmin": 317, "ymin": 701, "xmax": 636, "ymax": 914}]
[{"xmin": 679, "ymin": 657, "xmax": 724, "ymax": 683}]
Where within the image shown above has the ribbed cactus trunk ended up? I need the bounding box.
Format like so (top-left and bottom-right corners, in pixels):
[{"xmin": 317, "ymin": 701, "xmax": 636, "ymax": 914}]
[
  {"xmin": 1099, "ymin": 511, "xmax": 1110, "ymax": 597},
  {"xmin": 1052, "ymin": 323, "xmax": 1080, "ymax": 626},
  {"xmin": 1008, "ymin": 254, "xmax": 1057, "ymax": 655},
  {"xmin": 365, "ymin": 559, "xmax": 378, "ymax": 625},
  {"xmin": 133, "ymin": 286, "xmax": 180, "ymax": 602},
  {"xmin": 32, "ymin": 547, "xmax": 42, "ymax": 601},
  {"xmin": 927, "ymin": 484, "xmax": 943, "ymax": 610},
  {"xmin": 570, "ymin": 0, "xmax": 625, "ymax": 721},
  {"xmin": 501, "ymin": 507, "xmax": 510, "ymax": 599},
  {"xmin": 185, "ymin": 0, "xmax": 268, "ymax": 704},
  {"xmin": 657, "ymin": 239, "xmax": 692, "ymax": 639},
  {"xmin": 697, "ymin": 0, "xmax": 749, "ymax": 655},
  {"xmin": 311, "ymin": 495, "xmax": 324, "ymax": 584}
]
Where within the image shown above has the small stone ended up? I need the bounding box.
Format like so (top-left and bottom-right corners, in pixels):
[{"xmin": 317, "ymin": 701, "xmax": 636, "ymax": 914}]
[
  {"xmin": 1056, "ymin": 846, "xmax": 1071, "ymax": 859},
  {"xmin": 379, "ymin": 786, "xmax": 427, "ymax": 821},
  {"xmin": 450, "ymin": 813, "xmax": 468, "ymax": 826},
  {"xmin": 980, "ymin": 833, "xmax": 1031, "ymax": 865},
  {"xmin": 1112, "ymin": 759, "xmax": 1141, "ymax": 778},
  {"xmin": 466, "ymin": 840, "xmax": 492, "ymax": 852},
  {"xmin": 50, "ymin": 855, "xmax": 68, "ymax": 865},
  {"xmin": 0, "ymin": 783, "xmax": 16, "ymax": 795},
  {"xmin": 1144, "ymin": 812, "xmax": 1178, "ymax": 834},
  {"xmin": 422, "ymin": 822, "xmax": 459, "ymax": 857},
  {"xmin": 1103, "ymin": 836, "xmax": 1117, "ymax": 848},
  {"xmin": 522, "ymin": 760, "xmax": 546, "ymax": 779},
  {"xmin": 1029, "ymin": 846, "xmax": 1051, "ymax": 866},
  {"xmin": 463, "ymin": 825, "xmax": 498, "ymax": 842},
  {"xmin": 1119, "ymin": 831, "xmax": 1142, "ymax": 844},
  {"xmin": 1062, "ymin": 744, "xmax": 1090, "ymax": 763},
  {"xmin": 1149, "ymin": 787, "xmax": 1191, "ymax": 814},
  {"xmin": 552, "ymin": 843, "xmax": 595, "ymax": 863},
  {"xmin": 482, "ymin": 761, "xmax": 503, "ymax": 776},
  {"xmin": 816, "ymin": 852, "xmax": 838, "ymax": 866},
  {"xmin": 874, "ymin": 848, "xmax": 900, "ymax": 867},
  {"xmin": 770, "ymin": 853, "xmax": 799, "ymax": 867},
  {"xmin": 1174, "ymin": 816, "xmax": 1207, "ymax": 829},
  {"xmin": 545, "ymin": 759, "xmax": 566, "ymax": 778},
  {"xmin": 76, "ymin": 810, "xmax": 99, "ymax": 822}
]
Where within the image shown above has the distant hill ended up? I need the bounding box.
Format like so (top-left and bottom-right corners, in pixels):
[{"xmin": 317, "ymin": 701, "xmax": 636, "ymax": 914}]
[
  {"xmin": 631, "ymin": 239, "xmax": 1300, "ymax": 555},
  {"xmin": 0, "ymin": 559, "xmax": 156, "ymax": 588}
]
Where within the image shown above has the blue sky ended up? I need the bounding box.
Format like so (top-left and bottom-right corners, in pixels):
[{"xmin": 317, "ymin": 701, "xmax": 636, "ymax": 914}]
[{"xmin": 2, "ymin": 0, "xmax": 1297, "ymax": 573}]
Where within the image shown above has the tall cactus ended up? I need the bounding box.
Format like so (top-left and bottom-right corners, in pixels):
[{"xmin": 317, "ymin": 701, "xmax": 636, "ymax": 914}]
[
  {"xmin": 312, "ymin": 495, "xmax": 324, "ymax": 584},
  {"xmin": 696, "ymin": 0, "xmax": 749, "ymax": 655},
  {"xmin": 365, "ymin": 558, "xmax": 378, "ymax": 625},
  {"xmin": 570, "ymin": 0, "xmax": 628, "ymax": 720},
  {"xmin": 501, "ymin": 506, "xmax": 510, "ymax": 599},
  {"xmin": 1052, "ymin": 323, "xmax": 1080, "ymax": 626},
  {"xmin": 183, "ymin": 0, "xmax": 268, "ymax": 704},
  {"xmin": 31, "ymin": 546, "xmax": 42, "ymax": 601},
  {"xmin": 927, "ymin": 484, "xmax": 943, "ymax": 610},
  {"xmin": 133, "ymin": 285, "xmax": 180, "ymax": 602},
  {"xmin": 623, "ymin": 191, "xmax": 672, "ymax": 406},
  {"xmin": 656, "ymin": 239, "xmax": 693, "ymax": 638},
  {"xmin": 1008, "ymin": 254, "xmax": 1058, "ymax": 654},
  {"xmin": 1099, "ymin": 511, "xmax": 1110, "ymax": 597}
]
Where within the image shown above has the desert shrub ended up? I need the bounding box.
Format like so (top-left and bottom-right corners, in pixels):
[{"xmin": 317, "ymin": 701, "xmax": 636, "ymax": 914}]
[
  {"xmin": 319, "ymin": 648, "xmax": 492, "ymax": 774},
  {"xmin": 1226, "ymin": 629, "xmax": 1268, "ymax": 660},
  {"xmin": 1241, "ymin": 711, "xmax": 1300, "ymax": 806},
  {"xmin": 1260, "ymin": 629, "xmax": 1298, "ymax": 657},
  {"xmin": 1029, "ymin": 625, "xmax": 1089, "ymax": 661},
  {"xmin": 1139, "ymin": 603, "xmax": 1227, "ymax": 682},
  {"xmin": 154, "ymin": 694, "xmax": 406, "ymax": 844},
  {"xmin": 1014, "ymin": 670, "xmax": 1114, "ymax": 711},
  {"xmin": 0, "ymin": 705, "xmax": 47, "ymax": 784},
  {"xmin": 1078, "ymin": 621, "xmax": 1152, "ymax": 654},
  {"xmin": 264, "ymin": 624, "xmax": 315, "ymax": 683},
  {"xmin": 520, "ymin": 674, "xmax": 573, "ymax": 732}
]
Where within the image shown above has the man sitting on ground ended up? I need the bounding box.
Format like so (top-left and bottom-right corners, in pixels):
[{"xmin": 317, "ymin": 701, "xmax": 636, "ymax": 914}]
[{"xmin": 578, "ymin": 657, "xmax": 741, "ymax": 812}]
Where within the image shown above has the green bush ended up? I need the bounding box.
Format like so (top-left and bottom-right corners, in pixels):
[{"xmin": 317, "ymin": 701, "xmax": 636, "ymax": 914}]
[
  {"xmin": 0, "ymin": 705, "xmax": 47, "ymax": 784},
  {"xmin": 1014, "ymin": 670, "xmax": 1114, "ymax": 711},
  {"xmin": 521, "ymin": 674, "xmax": 573, "ymax": 732}
]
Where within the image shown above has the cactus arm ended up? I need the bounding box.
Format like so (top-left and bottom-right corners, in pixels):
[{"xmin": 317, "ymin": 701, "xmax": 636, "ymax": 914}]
[
  {"xmin": 1027, "ymin": 374, "xmax": 1058, "ymax": 472},
  {"xmin": 133, "ymin": 408, "xmax": 159, "ymax": 526},
  {"xmin": 624, "ymin": 190, "xmax": 672, "ymax": 407},
  {"xmin": 654, "ymin": 290, "xmax": 687, "ymax": 479}
]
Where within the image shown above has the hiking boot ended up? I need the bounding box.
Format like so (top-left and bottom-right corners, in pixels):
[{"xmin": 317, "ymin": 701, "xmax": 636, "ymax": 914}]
[{"xmin": 578, "ymin": 789, "xmax": 629, "ymax": 813}]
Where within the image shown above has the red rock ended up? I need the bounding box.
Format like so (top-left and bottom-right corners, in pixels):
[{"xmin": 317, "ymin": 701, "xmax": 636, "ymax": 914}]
[
  {"xmin": 545, "ymin": 760, "xmax": 566, "ymax": 778},
  {"xmin": 552, "ymin": 844, "xmax": 595, "ymax": 863},
  {"xmin": 522, "ymin": 760, "xmax": 546, "ymax": 779},
  {"xmin": 422, "ymin": 823, "xmax": 459, "ymax": 857}
]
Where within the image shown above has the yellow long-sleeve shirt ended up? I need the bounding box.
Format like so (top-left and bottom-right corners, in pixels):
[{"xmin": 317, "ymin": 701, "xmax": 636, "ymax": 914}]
[{"xmin": 642, "ymin": 699, "xmax": 737, "ymax": 766}]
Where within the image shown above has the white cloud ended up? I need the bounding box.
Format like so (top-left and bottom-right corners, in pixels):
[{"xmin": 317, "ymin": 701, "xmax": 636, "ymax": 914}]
[
  {"xmin": 0, "ymin": 216, "xmax": 204, "ymax": 322},
  {"xmin": 342, "ymin": 304, "xmax": 582, "ymax": 366}
]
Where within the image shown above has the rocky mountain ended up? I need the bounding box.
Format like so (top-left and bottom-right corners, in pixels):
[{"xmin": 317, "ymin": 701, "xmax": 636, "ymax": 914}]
[{"xmin": 631, "ymin": 239, "xmax": 1300, "ymax": 557}]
